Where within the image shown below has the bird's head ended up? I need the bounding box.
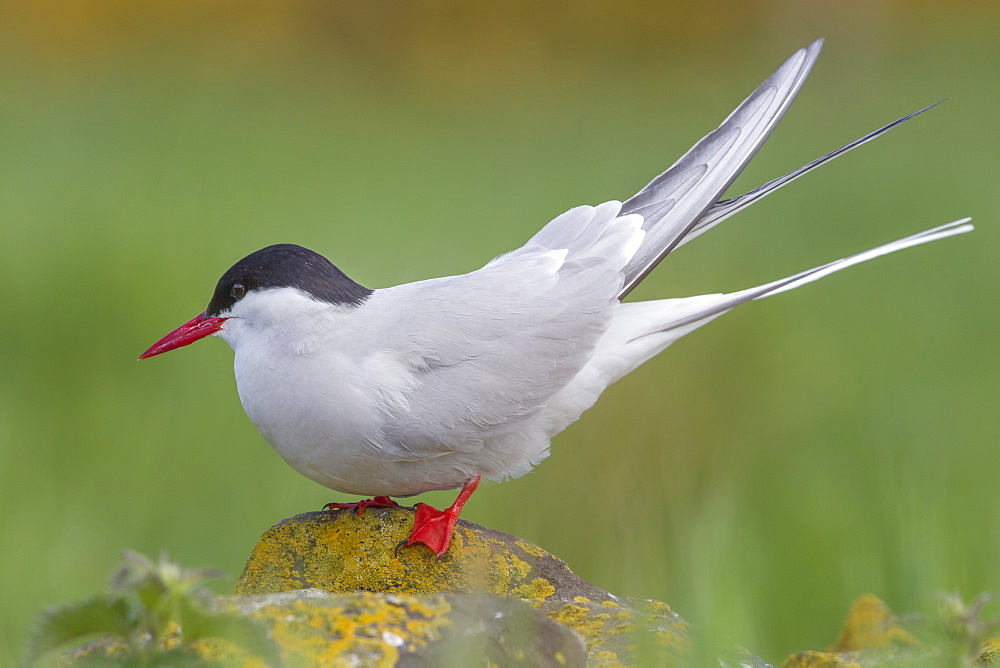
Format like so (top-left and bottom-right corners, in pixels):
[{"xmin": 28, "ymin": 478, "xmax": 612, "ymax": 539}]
[{"xmin": 139, "ymin": 244, "xmax": 372, "ymax": 360}]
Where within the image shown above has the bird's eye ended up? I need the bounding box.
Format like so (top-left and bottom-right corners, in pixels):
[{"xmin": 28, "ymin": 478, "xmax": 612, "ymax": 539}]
[{"xmin": 231, "ymin": 283, "xmax": 246, "ymax": 299}]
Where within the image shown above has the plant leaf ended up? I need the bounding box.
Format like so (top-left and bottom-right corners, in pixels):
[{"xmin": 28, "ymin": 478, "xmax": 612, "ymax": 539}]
[
  {"xmin": 26, "ymin": 595, "xmax": 133, "ymax": 666},
  {"xmin": 111, "ymin": 550, "xmax": 155, "ymax": 593}
]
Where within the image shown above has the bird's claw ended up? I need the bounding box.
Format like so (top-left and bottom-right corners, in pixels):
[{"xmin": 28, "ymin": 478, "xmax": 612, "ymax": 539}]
[{"xmin": 323, "ymin": 496, "xmax": 400, "ymax": 515}]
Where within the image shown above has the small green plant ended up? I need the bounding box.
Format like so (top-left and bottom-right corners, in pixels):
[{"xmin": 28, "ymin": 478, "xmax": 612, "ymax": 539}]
[
  {"xmin": 26, "ymin": 550, "xmax": 279, "ymax": 666},
  {"xmin": 895, "ymin": 592, "xmax": 1000, "ymax": 665},
  {"xmin": 932, "ymin": 593, "xmax": 1000, "ymax": 664}
]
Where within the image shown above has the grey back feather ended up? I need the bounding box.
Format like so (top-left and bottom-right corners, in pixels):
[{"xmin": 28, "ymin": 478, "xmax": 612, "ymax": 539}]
[{"xmin": 366, "ymin": 203, "xmax": 637, "ymax": 458}]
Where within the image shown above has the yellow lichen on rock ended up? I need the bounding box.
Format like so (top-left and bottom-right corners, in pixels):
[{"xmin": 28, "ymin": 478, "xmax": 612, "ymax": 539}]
[
  {"xmin": 236, "ymin": 509, "xmax": 616, "ymax": 604},
  {"xmin": 830, "ymin": 594, "xmax": 919, "ymax": 652},
  {"xmin": 978, "ymin": 636, "xmax": 1000, "ymax": 664},
  {"xmin": 512, "ymin": 577, "xmax": 557, "ymax": 600},
  {"xmin": 224, "ymin": 590, "xmax": 589, "ymax": 666},
  {"xmin": 546, "ymin": 591, "xmax": 687, "ymax": 658},
  {"xmin": 781, "ymin": 650, "xmax": 862, "ymax": 667},
  {"xmin": 247, "ymin": 592, "xmax": 451, "ymax": 666},
  {"xmin": 233, "ymin": 510, "xmax": 690, "ymax": 665},
  {"xmin": 779, "ymin": 595, "xmax": 925, "ymax": 667},
  {"xmin": 516, "ymin": 539, "xmax": 549, "ymax": 558}
]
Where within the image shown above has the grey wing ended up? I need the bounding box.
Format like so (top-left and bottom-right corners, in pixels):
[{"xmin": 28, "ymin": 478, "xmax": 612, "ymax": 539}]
[
  {"xmin": 619, "ymin": 39, "xmax": 823, "ymax": 297},
  {"xmin": 368, "ymin": 202, "xmax": 642, "ymax": 457}
]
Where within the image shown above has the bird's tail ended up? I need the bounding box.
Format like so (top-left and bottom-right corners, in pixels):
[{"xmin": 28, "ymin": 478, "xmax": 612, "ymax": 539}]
[
  {"xmin": 602, "ymin": 219, "xmax": 973, "ymax": 382},
  {"xmin": 618, "ymin": 36, "xmax": 944, "ymax": 300},
  {"xmin": 673, "ymin": 101, "xmax": 945, "ymax": 251}
]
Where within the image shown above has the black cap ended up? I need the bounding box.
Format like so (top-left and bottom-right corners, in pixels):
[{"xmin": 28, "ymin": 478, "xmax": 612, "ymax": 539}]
[{"xmin": 206, "ymin": 244, "xmax": 373, "ymax": 316}]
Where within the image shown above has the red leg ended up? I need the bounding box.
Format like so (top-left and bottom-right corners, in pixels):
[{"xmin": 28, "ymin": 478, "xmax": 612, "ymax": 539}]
[
  {"xmin": 403, "ymin": 477, "xmax": 480, "ymax": 558},
  {"xmin": 324, "ymin": 496, "xmax": 400, "ymax": 515}
]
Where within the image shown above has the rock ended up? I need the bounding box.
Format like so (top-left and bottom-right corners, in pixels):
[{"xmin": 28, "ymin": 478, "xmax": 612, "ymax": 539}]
[
  {"xmin": 227, "ymin": 589, "xmax": 587, "ymax": 666},
  {"xmin": 236, "ymin": 508, "xmax": 690, "ymax": 665},
  {"xmin": 978, "ymin": 636, "xmax": 1000, "ymax": 664},
  {"xmin": 829, "ymin": 594, "xmax": 920, "ymax": 652},
  {"xmin": 780, "ymin": 595, "xmax": 927, "ymax": 667},
  {"xmin": 237, "ymin": 508, "xmax": 614, "ymax": 601}
]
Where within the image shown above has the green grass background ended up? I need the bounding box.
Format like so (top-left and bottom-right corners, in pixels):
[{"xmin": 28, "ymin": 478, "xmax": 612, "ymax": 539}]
[{"xmin": 1, "ymin": 2, "xmax": 997, "ymax": 663}]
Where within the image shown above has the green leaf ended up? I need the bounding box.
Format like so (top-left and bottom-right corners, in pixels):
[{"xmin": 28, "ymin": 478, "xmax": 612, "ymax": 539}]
[
  {"xmin": 178, "ymin": 598, "xmax": 281, "ymax": 665},
  {"xmin": 110, "ymin": 551, "xmax": 155, "ymax": 593},
  {"xmin": 25, "ymin": 595, "xmax": 133, "ymax": 666},
  {"xmin": 133, "ymin": 579, "xmax": 167, "ymax": 617}
]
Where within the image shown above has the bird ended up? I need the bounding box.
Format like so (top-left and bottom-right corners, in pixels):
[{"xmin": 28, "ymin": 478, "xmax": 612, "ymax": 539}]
[{"xmin": 140, "ymin": 39, "xmax": 971, "ymax": 557}]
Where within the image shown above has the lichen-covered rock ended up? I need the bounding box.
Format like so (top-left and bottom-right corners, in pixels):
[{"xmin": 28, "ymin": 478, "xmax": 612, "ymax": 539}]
[
  {"xmin": 978, "ymin": 636, "xmax": 1000, "ymax": 664},
  {"xmin": 538, "ymin": 596, "xmax": 689, "ymax": 665},
  {"xmin": 227, "ymin": 588, "xmax": 587, "ymax": 666},
  {"xmin": 780, "ymin": 595, "xmax": 928, "ymax": 667},
  {"xmin": 238, "ymin": 508, "xmax": 615, "ymax": 602},
  {"xmin": 829, "ymin": 595, "xmax": 920, "ymax": 653},
  {"xmin": 237, "ymin": 509, "xmax": 690, "ymax": 665}
]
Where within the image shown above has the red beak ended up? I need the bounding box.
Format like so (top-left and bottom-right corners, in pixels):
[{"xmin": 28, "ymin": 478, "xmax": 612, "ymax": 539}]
[{"xmin": 139, "ymin": 313, "xmax": 227, "ymax": 360}]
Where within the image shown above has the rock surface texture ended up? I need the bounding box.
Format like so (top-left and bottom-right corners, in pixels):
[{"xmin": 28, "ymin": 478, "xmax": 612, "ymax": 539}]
[{"xmin": 235, "ymin": 508, "xmax": 690, "ymax": 665}]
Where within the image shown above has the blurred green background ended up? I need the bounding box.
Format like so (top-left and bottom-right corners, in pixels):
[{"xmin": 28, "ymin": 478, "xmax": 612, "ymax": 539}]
[{"xmin": 1, "ymin": 0, "xmax": 997, "ymax": 663}]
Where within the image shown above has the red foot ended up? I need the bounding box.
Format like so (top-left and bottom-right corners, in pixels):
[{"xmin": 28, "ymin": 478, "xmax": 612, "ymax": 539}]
[
  {"xmin": 323, "ymin": 496, "xmax": 400, "ymax": 515},
  {"xmin": 402, "ymin": 477, "xmax": 480, "ymax": 558}
]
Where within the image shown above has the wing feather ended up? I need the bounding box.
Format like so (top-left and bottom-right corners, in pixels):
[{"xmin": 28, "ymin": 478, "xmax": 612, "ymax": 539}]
[
  {"xmin": 619, "ymin": 38, "xmax": 823, "ymax": 297},
  {"xmin": 365, "ymin": 203, "xmax": 643, "ymax": 457}
]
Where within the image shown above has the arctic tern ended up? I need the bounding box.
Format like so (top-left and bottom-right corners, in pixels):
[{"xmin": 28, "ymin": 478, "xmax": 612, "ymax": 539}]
[{"xmin": 141, "ymin": 39, "xmax": 971, "ymax": 557}]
